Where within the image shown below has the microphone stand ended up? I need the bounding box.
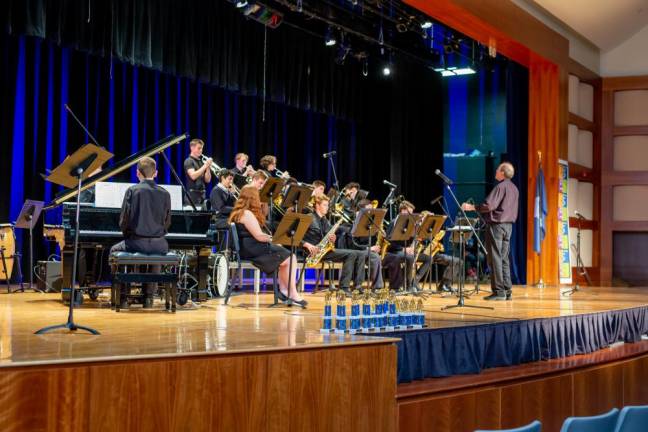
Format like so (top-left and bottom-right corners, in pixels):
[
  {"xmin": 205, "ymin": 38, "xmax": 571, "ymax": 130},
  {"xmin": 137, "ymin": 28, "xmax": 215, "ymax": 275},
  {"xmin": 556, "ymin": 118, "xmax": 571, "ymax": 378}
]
[
  {"xmin": 382, "ymin": 187, "xmax": 397, "ymax": 221},
  {"xmin": 326, "ymin": 154, "xmax": 340, "ymax": 193},
  {"xmin": 439, "ymin": 178, "xmax": 491, "ymax": 311}
]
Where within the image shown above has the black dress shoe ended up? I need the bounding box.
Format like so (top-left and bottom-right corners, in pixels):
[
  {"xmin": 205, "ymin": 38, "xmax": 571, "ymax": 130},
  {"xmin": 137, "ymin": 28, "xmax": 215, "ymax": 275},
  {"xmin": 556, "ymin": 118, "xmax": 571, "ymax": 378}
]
[
  {"xmin": 143, "ymin": 297, "xmax": 154, "ymax": 309},
  {"xmin": 483, "ymin": 293, "xmax": 506, "ymax": 301},
  {"xmin": 341, "ymin": 287, "xmax": 352, "ymax": 296},
  {"xmin": 506, "ymin": 292, "xmax": 512, "ymax": 301},
  {"xmin": 291, "ymin": 298, "xmax": 308, "ymax": 308},
  {"xmin": 276, "ymin": 290, "xmax": 289, "ymax": 301}
]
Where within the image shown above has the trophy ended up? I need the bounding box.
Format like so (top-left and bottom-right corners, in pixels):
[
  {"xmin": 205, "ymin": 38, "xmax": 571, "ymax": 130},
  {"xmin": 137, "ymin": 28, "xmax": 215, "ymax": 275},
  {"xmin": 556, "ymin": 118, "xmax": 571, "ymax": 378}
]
[
  {"xmin": 335, "ymin": 290, "xmax": 347, "ymax": 333},
  {"xmin": 349, "ymin": 290, "xmax": 361, "ymax": 333},
  {"xmin": 321, "ymin": 291, "xmax": 333, "ymax": 333},
  {"xmin": 361, "ymin": 291, "xmax": 372, "ymax": 331}
]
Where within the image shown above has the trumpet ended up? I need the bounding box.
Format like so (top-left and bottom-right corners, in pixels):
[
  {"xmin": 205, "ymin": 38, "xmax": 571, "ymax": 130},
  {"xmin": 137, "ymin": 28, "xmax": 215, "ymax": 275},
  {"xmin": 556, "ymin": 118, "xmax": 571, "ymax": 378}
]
[{"xmin": 199, "ymin": 154, "xmax": 223, "ymax": 176}]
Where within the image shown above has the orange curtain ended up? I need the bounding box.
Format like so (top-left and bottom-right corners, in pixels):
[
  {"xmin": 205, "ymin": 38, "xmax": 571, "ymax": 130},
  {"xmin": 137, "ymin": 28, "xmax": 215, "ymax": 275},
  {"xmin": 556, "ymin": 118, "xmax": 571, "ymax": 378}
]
[{"xmin": 526, "ymin": 62, "xmax": 560, "ymax": 285}]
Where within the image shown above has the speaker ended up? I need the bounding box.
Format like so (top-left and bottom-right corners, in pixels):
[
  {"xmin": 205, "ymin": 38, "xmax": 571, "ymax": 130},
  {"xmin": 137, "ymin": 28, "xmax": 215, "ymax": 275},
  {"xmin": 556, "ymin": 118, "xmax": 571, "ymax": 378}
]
[{"xmin": 36, "ymin": 260, "xmax": 62, "ymax": 292}]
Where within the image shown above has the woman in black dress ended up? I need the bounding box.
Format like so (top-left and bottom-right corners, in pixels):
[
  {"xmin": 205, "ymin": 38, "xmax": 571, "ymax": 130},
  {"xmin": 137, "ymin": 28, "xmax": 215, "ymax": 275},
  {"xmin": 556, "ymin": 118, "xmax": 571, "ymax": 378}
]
[{"xmin": 228, "ymin": 185, "xmax": 307, "ymax": 307}]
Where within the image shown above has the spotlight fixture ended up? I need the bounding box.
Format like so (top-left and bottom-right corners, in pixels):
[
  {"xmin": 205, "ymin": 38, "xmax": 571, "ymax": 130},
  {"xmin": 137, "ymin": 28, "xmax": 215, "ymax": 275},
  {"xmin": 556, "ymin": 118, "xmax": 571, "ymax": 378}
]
[
  {"xmin": 421, "ymin": 21, "xmax": 433, "ymax": 29},
  {"xmin": 235, "ymin": 0, "xmax": 248, "ymax": 8},
  {"xmin": 325, "ymin": 27, "xmax": 337, "ymax": 46},
  {"xmin": 443, "ymin": 36, "xmax": 461, "ymax": 54},
  {"xmin": 382, "ymin": 65, "xmax": 392, "ymax": 76}
]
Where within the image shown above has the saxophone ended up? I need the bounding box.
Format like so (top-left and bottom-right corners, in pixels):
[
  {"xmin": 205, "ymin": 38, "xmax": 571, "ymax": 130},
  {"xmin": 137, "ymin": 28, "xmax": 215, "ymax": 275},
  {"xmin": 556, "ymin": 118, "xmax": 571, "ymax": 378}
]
[
  {"xmin": 376, "ymin": 228, "xmax": 391, "ymax": 260},
  {"xmin": 305, "ymin": 218, "xmax": 344, "ymax": 267},
  {"xmin": 412, "ymin": 229, "xmax": 446, "ymax": 264}
]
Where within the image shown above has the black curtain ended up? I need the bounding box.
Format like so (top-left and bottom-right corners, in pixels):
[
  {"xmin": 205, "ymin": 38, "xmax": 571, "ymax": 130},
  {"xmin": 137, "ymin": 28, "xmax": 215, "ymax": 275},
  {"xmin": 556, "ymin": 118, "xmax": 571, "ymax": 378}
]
[{"xmin": 505, "ymin": 61, "xmax": 529, "ymax": 284}]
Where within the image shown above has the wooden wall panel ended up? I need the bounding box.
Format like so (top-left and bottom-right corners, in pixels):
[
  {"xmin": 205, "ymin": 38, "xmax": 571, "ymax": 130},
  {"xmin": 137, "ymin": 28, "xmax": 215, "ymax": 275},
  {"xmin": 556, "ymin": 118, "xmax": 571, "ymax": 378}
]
[
  {"xmin": 399, "ymin": 388, "xmax": 500, "ymax": 432},
  {"xmin": 573, "ymin": 363, "xmax": 624, "ymax": 417},
  {"xmin": 500, "ymin": 375, "xmax": 573, "ymax": 432},
  {"xmin": 623, "ymin": 354, "xmax": 648, "ymax": 405},
  {"xmin": 0, "ymin": 344, "xmax": 397, "ymax": 432}
]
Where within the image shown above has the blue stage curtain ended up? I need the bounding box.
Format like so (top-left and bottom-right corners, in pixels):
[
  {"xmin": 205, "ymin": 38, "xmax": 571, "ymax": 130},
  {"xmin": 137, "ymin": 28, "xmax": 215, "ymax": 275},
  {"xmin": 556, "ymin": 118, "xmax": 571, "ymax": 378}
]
[
  {"xmin": 505, "ymin": 61, "xmax": 529, "ymax": 284},
  {"xmin": 384, "ymin": 306, "xmax": 648, "ymax": 383}
]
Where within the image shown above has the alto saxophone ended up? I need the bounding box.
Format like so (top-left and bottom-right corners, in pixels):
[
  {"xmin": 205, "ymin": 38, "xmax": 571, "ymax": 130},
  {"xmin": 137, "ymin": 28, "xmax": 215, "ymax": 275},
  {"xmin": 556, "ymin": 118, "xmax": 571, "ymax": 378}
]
[
  {"xmin": 376, "ymin": 228, "xmax": 391, "ymax": 260},
  {"xmin": 305, "ymin": 218, "xmax": 344, "ymax": 267}
]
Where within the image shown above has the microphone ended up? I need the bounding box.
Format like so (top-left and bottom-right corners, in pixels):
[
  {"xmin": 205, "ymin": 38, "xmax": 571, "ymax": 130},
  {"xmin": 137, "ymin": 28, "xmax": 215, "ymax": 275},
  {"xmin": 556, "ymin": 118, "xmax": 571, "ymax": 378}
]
[
  {"xmin": 383, "ymin": 179, "xmax": 397, "ymax": 188},
  {"xmin": 574, "ymin": 210, "xmax": 586, "ymax": 219},
  {"xmin": 435, "ymin": 169, "xmax": 453, "ymax": 185},
  {"xmin": 430, "ymin": 195, "xmax": 443, "ymax": 206},
  {"xmin": 322, "ymin": 151, "xmax": 337, "ymax": 158}
]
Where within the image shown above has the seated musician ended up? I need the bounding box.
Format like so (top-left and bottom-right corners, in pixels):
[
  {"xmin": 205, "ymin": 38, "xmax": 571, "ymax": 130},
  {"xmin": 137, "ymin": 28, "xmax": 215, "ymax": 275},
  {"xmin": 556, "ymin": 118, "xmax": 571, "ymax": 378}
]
[
  {"xmin": 251, "ymin": 170, "xmax": 269, "ymax": 191},
  {"xmin": 209, "ymin": 169, "xmax": 236, "ymax": 230},
  {"xmin": 348, "ymin": 199, "xmax": 385, "ymax": 290},
  {"xmin": 228, "ymin": 185, "xmax": 306, "ymax": 307},
  {"xmin": 259, "ymin": 154, "xmax": 290, "ymax": 179},
  {"xmin": 302, "ymin": 195, "xmax": 365, "ymax": 294},
  {"xmin": 311, "ymin": 180, "xmax": 326, "ymax": 198},
  {"xmin": 110, "ymin": 157, "xmax": 171, "ymax": 309},
  {"xmin": 183, "ymin": 138, "xmax": 212, "ymax": 208},
  {"xmin": 382, "ymin": 200, "xmax": 432, "ymax": 292},
  {"xmin": 231, "ymin": 152, "xmax": 255, "ymax": 177},
  {"xmin": 335, "ymin": 181, "xmax": 360, "ymax": 249},
  {"xmin": 418, "ymin": 210, "xmax": 462, "ymax": 293}
]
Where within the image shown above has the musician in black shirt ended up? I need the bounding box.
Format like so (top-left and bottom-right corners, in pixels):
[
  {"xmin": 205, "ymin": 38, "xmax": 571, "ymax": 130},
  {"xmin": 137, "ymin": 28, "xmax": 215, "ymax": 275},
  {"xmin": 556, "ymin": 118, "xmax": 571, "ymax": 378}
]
[
  {"xmin": 348, "ymin": 199, "xmax": 385, "ymax": 289},
  {"xmin": 110, "ymin": 157, "xmax": 171, "ymax": 308},
  {"xmin": 231, "ymin": 152, "xmax": 255, "ymax": 177},
  {"xmin": 302, "ymin": 195, "xmax": 365, "ymax": 293},
  {"xmin": 259, "ymin": 154, "xmax": 290, "ymax": 179},
  {"xmin": 210, "ymin": 169, "xmax": 236, "ymax": 230},
  {"xmin": 183, "ymin": 138, "xmax": 212, "ymax": 208}
]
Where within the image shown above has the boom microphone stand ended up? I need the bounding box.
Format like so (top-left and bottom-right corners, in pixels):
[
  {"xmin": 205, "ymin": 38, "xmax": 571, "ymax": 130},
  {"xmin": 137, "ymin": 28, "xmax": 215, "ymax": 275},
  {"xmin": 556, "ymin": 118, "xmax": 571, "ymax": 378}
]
[
  {"xmin": 562, "ymin": 211, "xmax": 591, "ymax": 296},
  {"xmin": 435, "ymin": 170, "xmax": 491, "ymax": 311}
]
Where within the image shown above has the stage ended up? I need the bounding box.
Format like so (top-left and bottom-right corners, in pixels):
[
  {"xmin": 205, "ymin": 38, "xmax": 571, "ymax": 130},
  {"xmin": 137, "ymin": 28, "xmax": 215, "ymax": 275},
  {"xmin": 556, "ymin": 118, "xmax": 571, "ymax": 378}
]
[
  {"xmin": 1, "ymin": 285, "xmax": 648, "ymax": 368},
  {"xmin": 2, "ymin": 285, "xmax": 648, "ymax": 431}
]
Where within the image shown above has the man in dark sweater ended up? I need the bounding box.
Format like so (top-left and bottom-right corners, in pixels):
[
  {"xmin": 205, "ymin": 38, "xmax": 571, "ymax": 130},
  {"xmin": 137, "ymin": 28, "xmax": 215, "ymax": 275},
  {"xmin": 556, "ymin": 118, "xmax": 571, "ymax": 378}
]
[
  {"xmin": 462, "ymin": 162, "xmax": 519, "ymax": 301},
  {"xmin": 209, "ymin": 169, "xmax": 236, "ymax": 230},
  {"xmin": 110, "ymin": 157, "xmax": 171, "ymax": 308}
]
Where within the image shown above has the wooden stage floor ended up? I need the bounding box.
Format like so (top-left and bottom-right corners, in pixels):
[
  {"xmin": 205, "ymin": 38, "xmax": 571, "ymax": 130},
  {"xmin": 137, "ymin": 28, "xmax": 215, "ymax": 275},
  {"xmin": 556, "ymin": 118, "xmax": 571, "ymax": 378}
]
[{"xmin": 2, "ymin": 285, "xmax": 648, "ymax": 368}]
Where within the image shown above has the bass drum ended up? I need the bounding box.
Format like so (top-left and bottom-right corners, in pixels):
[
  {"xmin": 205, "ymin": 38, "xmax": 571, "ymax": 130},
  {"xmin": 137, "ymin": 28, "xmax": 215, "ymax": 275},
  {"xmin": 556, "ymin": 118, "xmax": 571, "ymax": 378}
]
[{"xmin": 211, "ymin": 253, "xmax": 229, "ymax": 297}]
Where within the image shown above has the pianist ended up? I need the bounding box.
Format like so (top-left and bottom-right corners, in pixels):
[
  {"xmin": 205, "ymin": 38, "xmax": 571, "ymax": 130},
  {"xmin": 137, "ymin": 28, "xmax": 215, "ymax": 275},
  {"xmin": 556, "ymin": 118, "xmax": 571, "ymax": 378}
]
[
  {"xmin": 110, "ymin": 156, "xmax": 171, "ymax": 309},
  {"xmin": 209, "ymin": 169, "xmax": 236, "ymax": 230}
]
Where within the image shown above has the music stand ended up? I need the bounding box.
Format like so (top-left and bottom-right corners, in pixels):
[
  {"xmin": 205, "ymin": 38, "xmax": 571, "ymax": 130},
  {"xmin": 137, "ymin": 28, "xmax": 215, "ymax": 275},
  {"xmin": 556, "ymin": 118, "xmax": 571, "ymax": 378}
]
[
  {"xmin": 14, "ymin": 200, "xmax": 44, "ymax": 292},
  {"xmin": 36, "ymin": 143, "xmax": 112, "ymax": 335},
  {"xmin": 414, "ymin": 214, "xmax": 446, "ymax": 292},
  {"xmin": 387, "ymin": 214, "xmax": 417, "ymax": 293},
  {"xmin": 271, "ymin": 212, "xmax": 312, "ymax": 307},
  {"xmin": 259, "ymin": 177, "xmax": 286, "ymax": 228},
  {"xmin": 351, "ymin": 208, "xmax": 386, "ymax": 291},
  {"xmin": 281, "ymin": 184, "xmax": 313, "ymax": 213}
]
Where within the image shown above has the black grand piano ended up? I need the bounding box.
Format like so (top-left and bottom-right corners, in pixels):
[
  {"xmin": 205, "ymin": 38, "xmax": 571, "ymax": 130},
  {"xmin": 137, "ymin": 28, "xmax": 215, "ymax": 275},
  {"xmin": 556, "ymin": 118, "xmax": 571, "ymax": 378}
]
[{"xmin": 49, "ymin": 135, "xmax": 215, "ymax": 303}]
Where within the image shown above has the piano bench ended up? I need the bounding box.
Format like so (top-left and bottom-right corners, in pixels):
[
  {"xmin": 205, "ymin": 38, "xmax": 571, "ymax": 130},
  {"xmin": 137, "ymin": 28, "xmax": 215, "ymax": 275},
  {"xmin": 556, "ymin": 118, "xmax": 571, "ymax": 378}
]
[{"xmin": 110, "ymin": 252, "xmax": 180, "ymax": 313}]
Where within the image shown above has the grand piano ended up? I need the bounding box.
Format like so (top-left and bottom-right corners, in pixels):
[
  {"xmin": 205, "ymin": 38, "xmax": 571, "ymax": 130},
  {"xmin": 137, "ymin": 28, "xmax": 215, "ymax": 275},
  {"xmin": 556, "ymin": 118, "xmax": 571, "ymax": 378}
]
[{"xmin": 49, "ymin": 134, "xmax": 216, "ymax": 303}]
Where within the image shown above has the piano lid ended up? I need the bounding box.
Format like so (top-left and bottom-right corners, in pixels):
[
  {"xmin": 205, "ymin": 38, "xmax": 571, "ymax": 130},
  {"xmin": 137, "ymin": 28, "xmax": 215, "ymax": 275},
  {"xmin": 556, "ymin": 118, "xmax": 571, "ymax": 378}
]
[{"xmin": 46, "ymin": 134, "xmax": 188, "ymax": 209}]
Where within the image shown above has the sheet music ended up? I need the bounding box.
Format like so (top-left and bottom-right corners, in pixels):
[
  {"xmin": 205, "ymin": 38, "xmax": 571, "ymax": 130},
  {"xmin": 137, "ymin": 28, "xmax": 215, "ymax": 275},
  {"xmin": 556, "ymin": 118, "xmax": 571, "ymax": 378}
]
[{"xmin": 95, "ymin": 182, "xmax": 184, "ymax": 210}]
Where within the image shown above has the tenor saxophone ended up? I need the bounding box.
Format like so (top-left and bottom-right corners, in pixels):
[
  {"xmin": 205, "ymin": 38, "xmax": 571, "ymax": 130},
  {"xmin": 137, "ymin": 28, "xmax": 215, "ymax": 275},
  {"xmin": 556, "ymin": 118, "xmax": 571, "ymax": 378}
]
[{"xmin": 305, "ymin": 218, "xmax": 344, "ymax": 267}]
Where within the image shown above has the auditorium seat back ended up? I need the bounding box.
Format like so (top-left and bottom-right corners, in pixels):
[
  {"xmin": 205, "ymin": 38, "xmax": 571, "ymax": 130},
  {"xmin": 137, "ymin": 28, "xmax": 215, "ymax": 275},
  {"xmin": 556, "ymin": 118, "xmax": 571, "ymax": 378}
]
[
  {"xmin": 475, "ymin": 420, "xmax": 541, "ymax": 432},
  {"xmin": 560, "ymin": 408, "xmax": 619, "ymax": 432},
  {"xmin": 613, "ymin": 406, "xmax": 648, "ymax": 432}
]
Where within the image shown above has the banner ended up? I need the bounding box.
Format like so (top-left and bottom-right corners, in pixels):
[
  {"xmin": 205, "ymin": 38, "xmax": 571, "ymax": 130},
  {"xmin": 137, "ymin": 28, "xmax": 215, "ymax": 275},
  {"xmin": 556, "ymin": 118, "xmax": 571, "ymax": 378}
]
[{"xmin": 558, "ymin": 159, "xmax": 572, "ymax": 284}]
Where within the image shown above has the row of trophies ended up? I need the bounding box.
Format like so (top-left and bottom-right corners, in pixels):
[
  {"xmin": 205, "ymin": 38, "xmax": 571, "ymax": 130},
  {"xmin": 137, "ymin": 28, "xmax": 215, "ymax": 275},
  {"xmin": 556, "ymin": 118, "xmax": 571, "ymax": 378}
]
[{"xmin": 321, "ymin": 289, "xmax": 426, "ymax": 334}]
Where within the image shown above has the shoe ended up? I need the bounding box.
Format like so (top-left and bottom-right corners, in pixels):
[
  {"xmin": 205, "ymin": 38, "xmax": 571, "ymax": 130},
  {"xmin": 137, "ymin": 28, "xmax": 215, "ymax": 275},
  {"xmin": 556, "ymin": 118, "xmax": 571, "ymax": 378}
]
[
  {"xmin": 119, "ymin": 300, "xmax": 130, "ymax": 310},
  {"xmin": 341, "ymin": 287, "xmax": 352, "ymax": 296},
  {"xmin": 483, "ymin": 293, "xmax": 506, "ymax": 301},
  {"xmin": 276, "ymin": 290, "xmax": 289, "ymax": 301},
  {"xmin": 506, "ymin": 292, "xmax": 512, "ymax": 301},
  {"xmin": 143, "ymin": 297, "xmax": 154, "ymax": 309},
  {"xmin": 437, "ymin": 284, "xmax": 452, "ymax": 293},
  {"xmin": 291, "ymin": 298, "xmax": 308, "ymax": 308}
]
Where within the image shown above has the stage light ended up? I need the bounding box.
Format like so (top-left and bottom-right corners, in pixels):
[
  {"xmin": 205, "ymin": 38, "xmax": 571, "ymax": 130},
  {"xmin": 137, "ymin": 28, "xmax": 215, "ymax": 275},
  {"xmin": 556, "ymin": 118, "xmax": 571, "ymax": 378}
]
[
  {"xmin": 440, "ymin": 70, "xmax": 455, "ymax": 77},
  {"xmin": 382, "ymin": 65, "xmax": 392, "ymax": 76},
  {"xmin": 236, "ymin": 0, "xmax": 248, "ymax": 8},
  {"xmin": 421, "ymin": 21, "xmax": 432, "ymax": 29},
  {"xmin": 436, "ymin": 66, "xmax": 477, "ymax": 77},
  {"xmin": 325, "ymin": 27, "xmax": 336, "ymax": 46}
]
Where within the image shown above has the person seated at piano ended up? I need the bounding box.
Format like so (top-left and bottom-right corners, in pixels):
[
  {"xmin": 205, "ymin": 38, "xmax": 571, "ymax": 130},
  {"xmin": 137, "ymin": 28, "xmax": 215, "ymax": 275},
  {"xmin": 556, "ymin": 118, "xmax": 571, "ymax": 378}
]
[
  {"xmin": 209, "ymin": 169, "xmax": 236, "ymax": 230},
  {"xmin": 231, "ymin": 152, "xmax": 255, "ymax": 177},
  {"xmin": 228, "ymin": 185, "xmax": 306, "ymax": 307},
  {"xmin": 259, "ymin": 154, "xmax": 290, "ymax": 179},
  {"xmin": 302, "ymin": 195, "xmax": 365, "ymax": 294},
  {"xmin": 382, "ymin": 200, "xmax": 431, "ymax": 292},
  {"xmin": 183, "ymin": 138, "xmax": 212, "ymax": 208},
  {"xmin": 348, "ymin": 199, "xmax": 385, "ymax": 290},
  {"xmin": 110, "ymin": 156, "xmax": 171, "ymax": 309}
]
